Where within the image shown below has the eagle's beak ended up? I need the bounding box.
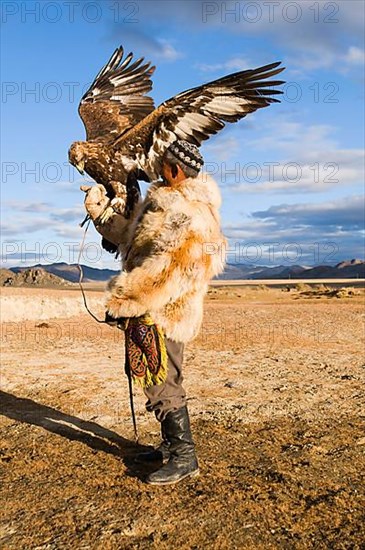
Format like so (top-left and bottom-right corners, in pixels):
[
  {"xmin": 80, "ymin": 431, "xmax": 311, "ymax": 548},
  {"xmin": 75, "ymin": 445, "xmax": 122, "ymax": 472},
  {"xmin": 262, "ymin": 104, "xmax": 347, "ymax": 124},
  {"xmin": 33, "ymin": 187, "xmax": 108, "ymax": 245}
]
[{"xmin": 75, "ymin": 160, "xmax": 85, "ymax": 175}]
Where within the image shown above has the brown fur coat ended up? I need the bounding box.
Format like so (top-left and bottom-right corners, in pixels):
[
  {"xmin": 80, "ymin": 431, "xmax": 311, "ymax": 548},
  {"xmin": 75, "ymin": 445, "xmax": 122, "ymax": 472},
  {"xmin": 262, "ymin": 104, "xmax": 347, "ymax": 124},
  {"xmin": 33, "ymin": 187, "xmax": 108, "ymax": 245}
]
[{"xmin": 99, "ymin": 173, "xmax": 226, "ymax": 342}]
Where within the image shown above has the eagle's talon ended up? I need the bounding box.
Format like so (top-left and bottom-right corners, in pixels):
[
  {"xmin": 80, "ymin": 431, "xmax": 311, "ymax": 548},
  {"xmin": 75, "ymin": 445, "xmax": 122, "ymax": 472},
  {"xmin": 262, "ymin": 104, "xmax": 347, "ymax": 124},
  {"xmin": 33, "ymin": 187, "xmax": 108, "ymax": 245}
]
[{"xmin": 98, "ymin": 205, "xmax": 115, "ymax": 224}]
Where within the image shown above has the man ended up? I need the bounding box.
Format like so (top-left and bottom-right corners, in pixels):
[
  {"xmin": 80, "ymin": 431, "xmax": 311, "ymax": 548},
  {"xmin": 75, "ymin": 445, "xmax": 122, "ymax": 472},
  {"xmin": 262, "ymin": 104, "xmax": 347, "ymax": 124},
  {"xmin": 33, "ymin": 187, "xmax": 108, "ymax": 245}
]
[{"xmin": 81, "ymin": 141, "xmax": 226, "ymax": 485}]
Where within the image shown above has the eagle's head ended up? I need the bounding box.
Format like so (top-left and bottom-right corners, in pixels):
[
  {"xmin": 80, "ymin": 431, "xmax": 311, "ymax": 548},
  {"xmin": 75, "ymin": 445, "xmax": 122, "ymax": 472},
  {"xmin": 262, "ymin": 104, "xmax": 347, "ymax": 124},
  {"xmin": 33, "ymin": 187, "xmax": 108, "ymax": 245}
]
[{"xmin": 68, "ymin": 141, "xmax": 88, "ymax": 175}]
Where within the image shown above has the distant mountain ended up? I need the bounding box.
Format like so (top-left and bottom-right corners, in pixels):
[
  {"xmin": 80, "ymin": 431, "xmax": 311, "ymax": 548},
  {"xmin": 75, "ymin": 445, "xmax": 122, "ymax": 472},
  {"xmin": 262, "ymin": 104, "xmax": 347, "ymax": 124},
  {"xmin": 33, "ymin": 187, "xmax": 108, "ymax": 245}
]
[
  {"xmin": 333, "ymin": 259, "xmax": 365, "ymax": 278},
  {"xmin": 252, "ymin": 264, "xmax": 308, "ymax": 279},
  {"xmin": 217, "ymin": 260, "xmax": 364, "ymax": 280},
  {"xmin": 295, "ymin": 260, "xmax": 365, "ymax": 279},
  {"xmin": 336, "ymin": 259, "xmax": 363, "ymax": 268},
  {"xmin": 4, "ymin": 259, "xmax": 365, "ymax": 284},
  {"xmin": 217, "ymin": 264, "xmax": 264, "ymax": 280},
  {"xmin": 1, "ymin": 267, "xmax": 73, "ymax": 287},
  {"xmin": 11, "ymin": 262, "xmax": 118, "ymax": 283}
]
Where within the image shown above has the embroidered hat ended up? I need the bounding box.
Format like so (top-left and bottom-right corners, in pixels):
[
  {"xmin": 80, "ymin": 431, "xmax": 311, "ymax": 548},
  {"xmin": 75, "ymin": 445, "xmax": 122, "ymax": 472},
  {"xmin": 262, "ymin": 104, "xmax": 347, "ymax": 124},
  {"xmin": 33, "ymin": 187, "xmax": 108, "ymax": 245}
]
[{"xmin": 166, "ymin": 140, "xmax": 204, "ymax": 172}]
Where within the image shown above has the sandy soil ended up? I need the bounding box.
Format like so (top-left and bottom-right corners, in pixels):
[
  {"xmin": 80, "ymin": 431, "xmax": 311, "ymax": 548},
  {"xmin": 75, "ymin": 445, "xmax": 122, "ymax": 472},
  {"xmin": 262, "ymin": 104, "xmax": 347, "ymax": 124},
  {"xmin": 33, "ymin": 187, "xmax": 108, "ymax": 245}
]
[{"xmin": 1, "ymin": 284, "xmax": 365, "ymax": 549}]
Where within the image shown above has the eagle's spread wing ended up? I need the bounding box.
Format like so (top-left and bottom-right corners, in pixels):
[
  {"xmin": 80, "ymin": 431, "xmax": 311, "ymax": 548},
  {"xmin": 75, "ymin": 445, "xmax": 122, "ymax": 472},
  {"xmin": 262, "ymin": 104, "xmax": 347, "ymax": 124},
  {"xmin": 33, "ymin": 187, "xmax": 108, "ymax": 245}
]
[
  {"xmin": 124, "ymin": 62, "xmax": 284, "ymax": 178},
  {"xmin": 79, "ymin": 46, "xmax": 155, "ymax": 143}
]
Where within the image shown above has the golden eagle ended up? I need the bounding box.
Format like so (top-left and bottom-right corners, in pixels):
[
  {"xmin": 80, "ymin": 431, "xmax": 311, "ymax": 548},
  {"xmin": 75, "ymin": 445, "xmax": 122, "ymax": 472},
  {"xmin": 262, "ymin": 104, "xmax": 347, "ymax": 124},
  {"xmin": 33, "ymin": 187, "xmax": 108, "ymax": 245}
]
[{"xmin": 69, "ymin": 46, "xmax": 284, "ymax": 249}]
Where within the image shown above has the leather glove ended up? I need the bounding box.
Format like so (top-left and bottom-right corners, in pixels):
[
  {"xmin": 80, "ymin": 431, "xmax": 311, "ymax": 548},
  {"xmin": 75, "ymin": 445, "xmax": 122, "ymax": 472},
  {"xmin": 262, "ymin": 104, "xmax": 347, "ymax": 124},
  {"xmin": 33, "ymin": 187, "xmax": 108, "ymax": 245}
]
[
  {"xmin": 80, "ymin": 184, "xmax": 130, "ymax": 248},
  {"xmin": 80, "ymin": 184, "xmax": 110, "ymax": 221},
  {"xmin": 105, "ymin": 311, "xmax": 129, "ymax": 330}
]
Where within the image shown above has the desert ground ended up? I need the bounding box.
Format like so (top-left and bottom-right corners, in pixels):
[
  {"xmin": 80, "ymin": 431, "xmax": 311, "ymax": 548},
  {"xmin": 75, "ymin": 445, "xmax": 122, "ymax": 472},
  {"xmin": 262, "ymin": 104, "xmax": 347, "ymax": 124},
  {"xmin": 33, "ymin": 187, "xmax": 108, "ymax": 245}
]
[{"xmin": 1, "ymin": 282, "xmax": 365, "ymax": 549}]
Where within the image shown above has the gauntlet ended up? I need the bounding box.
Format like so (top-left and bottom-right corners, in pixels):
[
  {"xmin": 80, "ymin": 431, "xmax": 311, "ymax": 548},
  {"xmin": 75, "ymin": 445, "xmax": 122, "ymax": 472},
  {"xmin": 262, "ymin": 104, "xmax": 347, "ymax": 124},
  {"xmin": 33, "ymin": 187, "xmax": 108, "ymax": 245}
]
[{"xmin": 80, "ymin": 184, "xmax": 130, "ymax": 247}]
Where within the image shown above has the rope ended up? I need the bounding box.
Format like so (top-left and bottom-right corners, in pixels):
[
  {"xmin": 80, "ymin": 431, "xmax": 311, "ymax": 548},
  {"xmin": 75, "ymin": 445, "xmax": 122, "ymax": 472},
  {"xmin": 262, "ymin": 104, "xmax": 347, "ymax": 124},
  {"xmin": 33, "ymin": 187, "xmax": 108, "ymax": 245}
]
[
  {"xmin": 77, "ymin": 219, "xmax": 105, "ymax": 324},
  {"xmin": 77, "ymin": 218, "xmax": 139, "ymax": 442},
  {"xmin": 125, "ymin": 342, "xmax": 139, "ymax": 443}
]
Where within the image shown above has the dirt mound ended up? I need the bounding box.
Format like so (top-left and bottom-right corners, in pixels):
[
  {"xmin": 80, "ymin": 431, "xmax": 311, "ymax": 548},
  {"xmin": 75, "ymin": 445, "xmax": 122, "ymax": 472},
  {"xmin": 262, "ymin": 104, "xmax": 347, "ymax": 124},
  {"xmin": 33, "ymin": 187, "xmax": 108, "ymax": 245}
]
[
  {"xmin": 296, "ymin": 285, "xmax": 361, "ymax": 299},
  {"xmin": 0, "ymin": 268, "xmax": 72, "ymax": 288},
  {"xmin": 336, "ymin": 258, "xmax": 364, "ymax": 269},
  {"xmin": 0, "ymin": 269, "xmax": 16, "ymax": 286}
]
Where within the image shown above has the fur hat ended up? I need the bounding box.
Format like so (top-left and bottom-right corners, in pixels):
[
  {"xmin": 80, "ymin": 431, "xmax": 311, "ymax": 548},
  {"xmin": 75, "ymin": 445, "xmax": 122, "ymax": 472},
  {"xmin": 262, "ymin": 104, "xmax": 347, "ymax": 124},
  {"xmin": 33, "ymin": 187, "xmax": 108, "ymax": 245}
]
[{"xmin": 166, "ymin": 140, "xmax": 204, "ymax": 173}]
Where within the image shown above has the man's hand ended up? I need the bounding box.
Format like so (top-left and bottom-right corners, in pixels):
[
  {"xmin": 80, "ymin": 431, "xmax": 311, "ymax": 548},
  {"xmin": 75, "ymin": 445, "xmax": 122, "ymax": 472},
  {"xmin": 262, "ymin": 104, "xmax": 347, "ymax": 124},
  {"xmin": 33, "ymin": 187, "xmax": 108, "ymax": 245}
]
[
  {"xmin": 104, "ymin": 311, "xmax": 129, "ymax": 330},
  {"xmin": 106, "ymin": 275, "xmax": 147, "ymax": 319}
]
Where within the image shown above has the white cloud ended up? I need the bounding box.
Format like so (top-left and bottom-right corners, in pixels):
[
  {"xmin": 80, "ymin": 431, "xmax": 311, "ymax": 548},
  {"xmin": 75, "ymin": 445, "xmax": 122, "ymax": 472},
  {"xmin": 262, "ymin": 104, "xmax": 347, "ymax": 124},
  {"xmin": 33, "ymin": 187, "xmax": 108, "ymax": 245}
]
[
  {"xmin": 109, "ymin": 23, "xmax": 183, "ymax": 62},
  {"xmin": 222, "ymin": 194, "xmax": 365, "ymax": 263},
  {"xmin": 224, "ymin": 121, "xmax": 364, "ymax": 194},
  {"xmin": 252, "ymin": 195, "xmax": 364, "ymax": 229},
  {"xmin": 196, "ymin": 57, "xmax": 251, "ymax": 73},
  {"xmin": 3, "ymin": 201, "xmax": 53, "ymax": 213},
  {"xmin": 1, "ymin": 205, "xmax": 84, "ymax": 239},
  {"xmin": 109, "ymin": 0, "xmax": 364, "ymax": 75},
  {"xmin": 343, "ymin": 46, "xmax": 365, "ymax": 66},
  {"xmin": 50, "ymin": 207, "xmax": 85, "ymax": 223},
  {"xmin": 286, "ymin": 45, "xmax": 365, "ymax": 73},
  {"xmin": 203, "ymin": 135, "xmax": 240, "ymax": 162},
  {"xmin": 54, "ymin": 226, "xmax": 85, "ymax": 239},
  {"xmin": 1, "ymin": 218, "xmax": 56, "ymax": 236},
  {"xmin": 157, "ymin": 39, "xmax": 183, "ymax": 61},
  {"xmin": 247, "ymin": 122, "xmax": 337, "ymax": 156},
  {"xmin": 196, "ymin": 1, "xmax": 364, "ymax": 75}
]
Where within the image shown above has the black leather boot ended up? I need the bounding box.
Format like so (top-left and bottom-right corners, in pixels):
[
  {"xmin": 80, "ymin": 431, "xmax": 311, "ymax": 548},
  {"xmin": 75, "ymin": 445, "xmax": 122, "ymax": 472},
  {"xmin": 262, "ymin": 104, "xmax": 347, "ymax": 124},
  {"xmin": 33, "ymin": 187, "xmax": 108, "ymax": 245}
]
[
  {"xmin": 135, "ymin": 424, "xmax": 170, "ymax": 464},
  {"xmin": 145, "ymin": 406, "xmax": 199, "ymax": 485}
]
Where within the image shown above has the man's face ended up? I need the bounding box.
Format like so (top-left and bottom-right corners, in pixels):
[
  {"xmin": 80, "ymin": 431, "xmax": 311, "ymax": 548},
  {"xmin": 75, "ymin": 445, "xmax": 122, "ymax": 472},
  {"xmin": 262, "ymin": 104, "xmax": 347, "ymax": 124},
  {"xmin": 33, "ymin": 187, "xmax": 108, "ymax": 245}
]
[{"xmin": 162, "ymin": 162, "xmax": 186, "ymax": 186}]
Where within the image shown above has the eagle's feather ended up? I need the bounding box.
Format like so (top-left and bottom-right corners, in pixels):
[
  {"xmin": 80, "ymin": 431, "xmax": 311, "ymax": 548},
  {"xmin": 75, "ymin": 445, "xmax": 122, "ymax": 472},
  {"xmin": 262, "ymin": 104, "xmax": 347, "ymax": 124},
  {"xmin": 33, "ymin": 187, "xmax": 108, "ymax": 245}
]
[
  {"xmin": 79, "ymin": 46, "xmax": 155, "ymax": 143},
  {"xmin": 117, "ymin": 60, "xmax": 285, "ymax": 178}
]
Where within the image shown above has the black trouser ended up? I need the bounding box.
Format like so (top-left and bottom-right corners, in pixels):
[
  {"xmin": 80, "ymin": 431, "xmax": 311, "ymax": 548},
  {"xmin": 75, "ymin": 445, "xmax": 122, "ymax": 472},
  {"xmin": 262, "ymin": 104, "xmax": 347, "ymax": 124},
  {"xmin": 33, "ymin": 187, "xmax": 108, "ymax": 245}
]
[{"xmin": 143, "ymin": 338, "xmax": 186, "ymax": 422}]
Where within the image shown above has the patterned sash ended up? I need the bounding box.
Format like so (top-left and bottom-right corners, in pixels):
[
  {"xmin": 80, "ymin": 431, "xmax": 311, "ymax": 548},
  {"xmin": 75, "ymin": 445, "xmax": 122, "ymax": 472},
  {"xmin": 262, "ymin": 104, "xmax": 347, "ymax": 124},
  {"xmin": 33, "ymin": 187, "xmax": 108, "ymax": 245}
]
[{"xmin": 122, "ymin": 314, "xmax": 168, "ymax": 388}]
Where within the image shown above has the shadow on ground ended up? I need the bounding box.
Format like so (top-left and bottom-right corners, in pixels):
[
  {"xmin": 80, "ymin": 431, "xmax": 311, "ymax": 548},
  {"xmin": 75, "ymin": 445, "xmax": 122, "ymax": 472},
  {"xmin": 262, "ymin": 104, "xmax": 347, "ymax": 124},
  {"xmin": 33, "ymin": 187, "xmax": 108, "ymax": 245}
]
[{"xmin": 0, "ymin": 390, "xmax": 152, "ymax": 478}]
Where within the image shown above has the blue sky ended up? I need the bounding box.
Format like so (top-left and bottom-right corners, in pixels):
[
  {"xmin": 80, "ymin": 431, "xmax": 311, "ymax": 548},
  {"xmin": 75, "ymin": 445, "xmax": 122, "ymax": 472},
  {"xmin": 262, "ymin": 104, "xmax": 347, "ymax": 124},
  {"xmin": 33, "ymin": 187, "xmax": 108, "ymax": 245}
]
[{"xmin": 1, "ymin": 0, "xmax": 364, "ymax": 269}]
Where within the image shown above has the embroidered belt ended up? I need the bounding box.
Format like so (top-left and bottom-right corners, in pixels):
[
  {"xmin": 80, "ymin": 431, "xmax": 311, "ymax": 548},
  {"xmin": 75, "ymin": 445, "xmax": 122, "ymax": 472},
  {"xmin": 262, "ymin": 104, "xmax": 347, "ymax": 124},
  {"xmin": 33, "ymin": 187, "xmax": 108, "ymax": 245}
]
[{"xmin": 121, "ymin": 314, "xmax": 168, "ymax": 388}]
